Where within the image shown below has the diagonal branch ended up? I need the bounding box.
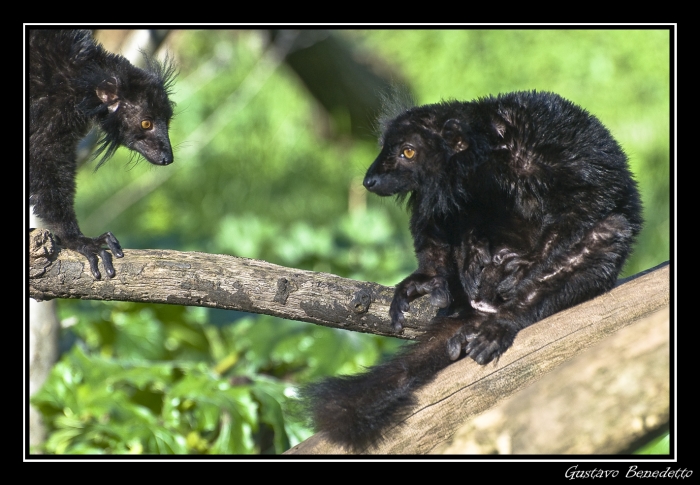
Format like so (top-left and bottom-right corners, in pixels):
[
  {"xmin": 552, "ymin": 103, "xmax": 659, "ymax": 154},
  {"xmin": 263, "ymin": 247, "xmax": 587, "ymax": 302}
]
[{"xmin": 287, "ymin": 262, "xmax": 670, "ymax": 454}]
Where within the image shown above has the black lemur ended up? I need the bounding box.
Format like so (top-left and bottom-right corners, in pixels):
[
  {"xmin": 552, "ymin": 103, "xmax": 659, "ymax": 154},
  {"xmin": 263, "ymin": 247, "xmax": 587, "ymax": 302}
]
[
  {"xmin": 305, "ymin": 90, "xmax": 643, "ymax": 451},
  {"xmin": 29, "ymin": 29, "xmax": 176, "ymax": 279}
]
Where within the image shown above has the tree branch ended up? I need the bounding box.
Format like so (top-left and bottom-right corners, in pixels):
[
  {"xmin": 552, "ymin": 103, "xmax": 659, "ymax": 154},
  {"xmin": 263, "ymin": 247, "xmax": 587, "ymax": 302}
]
[{"xmin": 28, "ymin": 229, "xmax": 437, "ymax": 340}]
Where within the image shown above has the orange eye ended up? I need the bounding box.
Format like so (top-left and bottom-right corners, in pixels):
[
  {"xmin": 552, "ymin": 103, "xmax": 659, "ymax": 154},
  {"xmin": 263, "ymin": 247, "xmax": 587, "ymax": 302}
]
[
  {"xmin": 403, "ymin": 148, "xmax": 415, "ymax": 159},
  {"xmin": 141, "ymin": 120, "xmax": 152, "ymax": 130}
]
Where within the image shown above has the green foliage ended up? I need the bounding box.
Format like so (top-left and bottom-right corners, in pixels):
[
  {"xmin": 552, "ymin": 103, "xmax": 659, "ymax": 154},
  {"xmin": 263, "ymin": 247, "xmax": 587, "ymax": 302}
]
[
  {"xmin": 32, "ymin": 301, "xmax": 402, "ymax": 454},
  {"xmin": 214, "ymin": 208, "xmax": 414, "ymax": 283},
  {"xmin": 35, "ymin": 29, "xmax": 671, "ymax": 454}
]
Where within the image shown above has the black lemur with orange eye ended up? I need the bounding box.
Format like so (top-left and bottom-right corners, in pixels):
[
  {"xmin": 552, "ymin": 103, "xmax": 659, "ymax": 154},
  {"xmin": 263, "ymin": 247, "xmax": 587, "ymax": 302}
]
[
  {"xmin": 29, "ymin": 29, "xmax": 176, "ymax": 279},
  {"xmin": 304, "ymin": 90, "xmax": 643, "ymax": 451}
]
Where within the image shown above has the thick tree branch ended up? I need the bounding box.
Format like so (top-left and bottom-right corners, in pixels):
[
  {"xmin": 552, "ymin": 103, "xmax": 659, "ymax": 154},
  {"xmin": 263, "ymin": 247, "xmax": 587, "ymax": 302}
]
[
  {"xmin": 286, "ymin": 262, "xmax": 670, "ymax": 454},
  {"xmin": 429, "ymin": 306, "xmax": 669, "ymax": 454}
]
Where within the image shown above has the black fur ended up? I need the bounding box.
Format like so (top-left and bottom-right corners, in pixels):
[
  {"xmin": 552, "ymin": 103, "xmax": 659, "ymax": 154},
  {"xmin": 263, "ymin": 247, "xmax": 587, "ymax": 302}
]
[
  {"xmin": 305, "ymin": 90, "xmax": 643, "ymax": 451},
  {"xmin": 29, "ymin": 29, "xmax": 176, "ymax": 279}
]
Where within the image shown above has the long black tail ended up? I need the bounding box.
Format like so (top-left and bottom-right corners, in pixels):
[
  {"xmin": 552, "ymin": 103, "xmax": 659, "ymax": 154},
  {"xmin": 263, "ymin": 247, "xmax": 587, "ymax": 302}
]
[{"xmin": 303, "ymin": 318, "xmax": 465, "ymax": 451}]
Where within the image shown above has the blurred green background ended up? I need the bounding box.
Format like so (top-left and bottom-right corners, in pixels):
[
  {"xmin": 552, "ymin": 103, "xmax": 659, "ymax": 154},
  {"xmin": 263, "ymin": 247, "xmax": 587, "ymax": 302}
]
[{"xmin": 29, "ymin": 29, "xmax": 671, "ymax": 454}]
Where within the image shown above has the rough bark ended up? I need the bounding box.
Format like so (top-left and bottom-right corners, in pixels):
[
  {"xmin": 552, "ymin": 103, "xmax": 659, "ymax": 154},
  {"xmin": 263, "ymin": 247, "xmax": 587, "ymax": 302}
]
[
  {"xmin": 429, "ymin": 306, "xmax": 669, "ymax": 454},
  {"xmin": 28, "ymin": 229, "xmax": 438, "ymax": 340}
]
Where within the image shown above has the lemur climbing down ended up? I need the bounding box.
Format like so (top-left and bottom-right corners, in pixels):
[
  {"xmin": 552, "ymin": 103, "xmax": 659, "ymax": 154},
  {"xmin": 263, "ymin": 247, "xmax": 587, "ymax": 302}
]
[{"xmin": 29, "ymin": 29, "xmax": 177, "ymax": 279}]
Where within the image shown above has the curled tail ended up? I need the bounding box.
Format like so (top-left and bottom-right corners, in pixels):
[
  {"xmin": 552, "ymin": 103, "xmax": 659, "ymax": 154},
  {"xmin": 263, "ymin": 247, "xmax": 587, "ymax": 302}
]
[{"xmin": 303, "ymin": 318, "xmax": 464, "ymax": 451}]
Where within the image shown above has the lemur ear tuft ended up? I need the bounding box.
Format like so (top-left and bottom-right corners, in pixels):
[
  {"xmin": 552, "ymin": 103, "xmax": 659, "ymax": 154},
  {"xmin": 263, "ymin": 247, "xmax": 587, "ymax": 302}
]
[{"xmin": 492, "ymin": 117, "xmax": 507, "ymax": 139}]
